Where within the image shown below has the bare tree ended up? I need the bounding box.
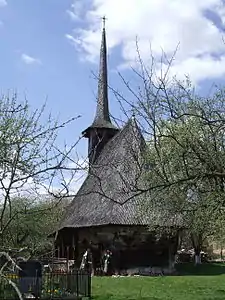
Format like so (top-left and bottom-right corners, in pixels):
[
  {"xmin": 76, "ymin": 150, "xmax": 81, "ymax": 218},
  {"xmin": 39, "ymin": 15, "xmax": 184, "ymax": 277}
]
[
  {"xmin": 0, "ymin": 252, "xmax": 23, "ymax": 300},
  {"xmin": 108, "ymin": 45, "xmax": 225, "ymax": 263}
]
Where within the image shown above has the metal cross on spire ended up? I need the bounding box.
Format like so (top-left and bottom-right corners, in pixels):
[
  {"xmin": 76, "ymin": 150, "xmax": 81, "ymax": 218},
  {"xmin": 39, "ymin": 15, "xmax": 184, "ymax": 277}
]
[{"xmin": 101, "ymin": 16, "xmax": 107, "ymax": 29}]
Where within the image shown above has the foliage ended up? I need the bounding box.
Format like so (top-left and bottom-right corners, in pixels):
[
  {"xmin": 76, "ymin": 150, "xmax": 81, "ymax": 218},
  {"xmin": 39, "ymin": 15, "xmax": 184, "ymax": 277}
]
[
  {"xmin": 0, "ymin": 196, "xmax": 70, "ymax": 258},
  {"xmin": 143, "ymin": 94, "xmax": 225, "ymax": 254},
  {"xmin": 0, "ymin": 93, "xmax": 80, "ymax": 247}
]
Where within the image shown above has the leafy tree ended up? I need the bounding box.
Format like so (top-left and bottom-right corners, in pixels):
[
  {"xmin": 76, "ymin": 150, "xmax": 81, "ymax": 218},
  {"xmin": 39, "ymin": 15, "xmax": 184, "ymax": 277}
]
[
  {"xmin": 0, "ymin": 196, "xmax": 70, "ymax": 258},
  {"xmin": 0, "ymin": 93, "xmax": 81, "ymax": 246}
]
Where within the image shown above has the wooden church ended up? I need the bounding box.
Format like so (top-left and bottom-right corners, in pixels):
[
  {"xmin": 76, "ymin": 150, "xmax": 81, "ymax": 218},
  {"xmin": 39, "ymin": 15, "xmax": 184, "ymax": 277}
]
[{"xmin": 54, "ymin": 22, "xmax": 180, "ymax": 273}]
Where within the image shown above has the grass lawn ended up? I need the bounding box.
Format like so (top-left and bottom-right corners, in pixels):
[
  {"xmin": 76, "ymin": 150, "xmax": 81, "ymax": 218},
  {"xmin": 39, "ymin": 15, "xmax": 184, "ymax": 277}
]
[{"xmin": 92, "ymin": 264, "xmax": 225, "ymax": 300}]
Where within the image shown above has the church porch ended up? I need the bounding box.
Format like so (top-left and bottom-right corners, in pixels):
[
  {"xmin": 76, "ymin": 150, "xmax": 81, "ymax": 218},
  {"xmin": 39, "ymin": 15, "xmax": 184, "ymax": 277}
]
[{"xmin": 54, "ymin": 225, "xmax": 180, "ymax": 274}]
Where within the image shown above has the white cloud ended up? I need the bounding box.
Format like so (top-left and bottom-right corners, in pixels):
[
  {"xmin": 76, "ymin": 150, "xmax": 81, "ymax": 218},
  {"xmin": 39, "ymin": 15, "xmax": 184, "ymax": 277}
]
[
  {"xmin": 0, "ymin": 0, "xmax": 7, "ymax": 7},
  {"xmin": 65, "ymin": 34, "xmax": 77, "ymax": 45},
  {"xmin": 66, "ymin": 10, "xmax": 79, "ymax": 21},
  {"xmin": 0, "ymin": 158, "xmax": 87, "ymax": 201},
  {"xmin": 66, "ymin": 0, "xmax": 86, "ymax": 22},
  {"xmin": 62, "ymin": 159, "xmax": 87, "ymax": 194},
  {"xmin": 66, "ymin": 0, "xmax": 225, "ymax": 84},
  {"xmin": 160, "ymin": 55, "xmax": 225, "ymax": 84},
  {"xmin": 0, "ymin": 171, "xmax": 47, "ymax": 200},
  {"xmin": 21, "ymin": 53, "xmax": 42, "ymax": 65}
]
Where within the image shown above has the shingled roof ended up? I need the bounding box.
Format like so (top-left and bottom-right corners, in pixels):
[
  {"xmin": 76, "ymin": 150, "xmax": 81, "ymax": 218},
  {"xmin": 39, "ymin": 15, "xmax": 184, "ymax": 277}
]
[
  {"xmin": 59, "ymin": 117, "xmax": 148, "ymax": 230},
  {"xmin": 56, "ymin": 23, "xmax": 183, "ymax": 233},
  {"xmin": 82, "ymin": 23, "xmax": 117, "ymax": 135}
]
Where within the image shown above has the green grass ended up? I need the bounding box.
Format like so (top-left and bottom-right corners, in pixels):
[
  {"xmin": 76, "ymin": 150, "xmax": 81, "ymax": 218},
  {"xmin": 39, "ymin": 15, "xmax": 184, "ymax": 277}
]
[{"xmin": 92, "ymin": 264, "xmax": 225, "ymax": 300}]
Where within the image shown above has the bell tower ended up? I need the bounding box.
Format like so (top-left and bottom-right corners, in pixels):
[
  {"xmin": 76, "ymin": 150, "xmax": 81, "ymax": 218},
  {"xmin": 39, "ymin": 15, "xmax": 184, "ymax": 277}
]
[{"xmin": 82, "ymin": 17, "xmax": 119, "ymax": 165}]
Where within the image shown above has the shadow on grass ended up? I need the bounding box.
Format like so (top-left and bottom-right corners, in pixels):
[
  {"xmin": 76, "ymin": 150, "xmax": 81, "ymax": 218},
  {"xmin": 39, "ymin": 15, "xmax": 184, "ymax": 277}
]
[{"xmin": 176, "ymin": 262, "xmax": 225, "ymax": 276}]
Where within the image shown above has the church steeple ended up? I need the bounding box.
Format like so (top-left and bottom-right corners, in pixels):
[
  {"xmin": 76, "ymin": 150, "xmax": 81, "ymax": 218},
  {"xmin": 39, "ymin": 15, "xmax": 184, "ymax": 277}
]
[
  {"xmin": 92, "ymin": 17, "xmax": 111, "ymax": 127},
  {"xmin": 82, "ymin": 17, "xmax": 119, "ymax": 165}
]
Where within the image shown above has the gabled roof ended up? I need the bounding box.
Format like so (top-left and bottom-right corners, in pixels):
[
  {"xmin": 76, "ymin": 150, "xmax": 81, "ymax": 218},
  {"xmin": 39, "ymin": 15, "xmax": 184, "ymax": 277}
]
[{"xmin": 59, "ymin": 117, "xmax": 148, "ymax": 230}]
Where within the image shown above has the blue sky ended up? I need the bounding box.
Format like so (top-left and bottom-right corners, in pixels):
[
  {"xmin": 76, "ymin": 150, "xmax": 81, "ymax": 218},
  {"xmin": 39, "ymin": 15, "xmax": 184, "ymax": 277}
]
[
  {"xmin": 1, "ymin": 0, "xmax": 225, "ymax": 158},
  {"xmin": 0, "ymin": 0, "xmax": 106, "ymax": 156}
]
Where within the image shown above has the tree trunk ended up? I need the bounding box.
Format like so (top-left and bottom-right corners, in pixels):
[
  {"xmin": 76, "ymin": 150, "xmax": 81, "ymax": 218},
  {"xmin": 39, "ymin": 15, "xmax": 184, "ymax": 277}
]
[
  {"xmin": 191, "ymin": 233, "xmax": 202, "ymax": 265},
  {"xmin": 194, "ymin": 252, "xmax": 201, "ymax": 265},
  {"xmin": 169, "ymin": 252, "xmax": 175, "ymax": 270},
  {"xmin": 168, "ymin": 238, "xmax": 177, "ymax": 271}
]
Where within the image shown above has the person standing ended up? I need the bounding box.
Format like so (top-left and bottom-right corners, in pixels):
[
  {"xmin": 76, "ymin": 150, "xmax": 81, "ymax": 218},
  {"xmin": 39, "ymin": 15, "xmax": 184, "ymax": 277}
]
[{"xmin": 102, "ymin": 250, "xmax": 112, "ymax": 275}]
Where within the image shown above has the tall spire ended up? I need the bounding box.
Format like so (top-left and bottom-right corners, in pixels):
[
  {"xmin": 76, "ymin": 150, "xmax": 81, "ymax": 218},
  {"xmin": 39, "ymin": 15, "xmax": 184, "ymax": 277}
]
[
  {"xmin": 82, "ymin": 17, "xmax": 119, "ymax": 165},
  {"xmin": 91, "ymin": 16, "xmax": 113, "ymax": 128}
]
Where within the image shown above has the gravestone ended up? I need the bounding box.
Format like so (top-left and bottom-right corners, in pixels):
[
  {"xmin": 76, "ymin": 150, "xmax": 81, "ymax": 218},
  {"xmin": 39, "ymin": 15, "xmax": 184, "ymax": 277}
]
[{"xmin": 18, "ymin": 260, "xmax": 42, "ymax": 297}]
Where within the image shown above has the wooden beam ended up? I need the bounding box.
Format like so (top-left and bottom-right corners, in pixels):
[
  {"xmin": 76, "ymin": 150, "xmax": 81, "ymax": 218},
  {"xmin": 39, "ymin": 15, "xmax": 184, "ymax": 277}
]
[
  {"xmin": 74, "ymin": 230, "xmax": 79, "ymax": 268},
  {"xmin": 61, "ymin": 238, "xmax": 64, "ymax": 258}
]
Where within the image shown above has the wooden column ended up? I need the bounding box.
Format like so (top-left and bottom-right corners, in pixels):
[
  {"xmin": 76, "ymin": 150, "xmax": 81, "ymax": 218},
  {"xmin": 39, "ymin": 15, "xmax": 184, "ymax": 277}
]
[
  {"xmin": 66, "ymin": 246, "xmax": 70, "ymax": 261},
  {"xmin": 72, "ymin": 232, "xmax": 75, "ymax": 261},
  {"xmin": 74, "ymin": 230, "xmax": 80, "ymax": 268},
  {"xmin": 61, "ymin": 238, "xmax": 65, "ymax": 258}
]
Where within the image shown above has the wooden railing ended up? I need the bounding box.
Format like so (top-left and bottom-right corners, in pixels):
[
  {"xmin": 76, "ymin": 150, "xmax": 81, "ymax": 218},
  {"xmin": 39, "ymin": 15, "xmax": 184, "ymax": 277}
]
[{"xmin": 0, "ymin": 270, "xmax": 91, "ymax": 299}]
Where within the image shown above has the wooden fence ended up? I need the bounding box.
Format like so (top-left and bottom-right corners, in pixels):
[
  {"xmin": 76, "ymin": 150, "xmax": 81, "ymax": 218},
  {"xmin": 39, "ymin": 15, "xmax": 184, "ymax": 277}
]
[{"xmin": 0, "ymin": 270, "xmax": 91, "ymax": 299}]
